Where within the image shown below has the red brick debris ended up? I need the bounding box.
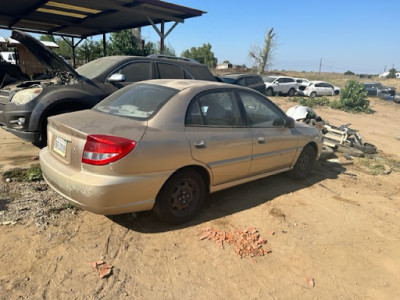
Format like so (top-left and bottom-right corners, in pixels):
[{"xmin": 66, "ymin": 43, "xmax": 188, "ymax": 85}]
[
  {"xmin": 198, "ymin": 227, "xmax": 272, "ymax": 258},
  {"xmin": 89, "ymin": 260, "xmax": 113, "ymax": 279}
]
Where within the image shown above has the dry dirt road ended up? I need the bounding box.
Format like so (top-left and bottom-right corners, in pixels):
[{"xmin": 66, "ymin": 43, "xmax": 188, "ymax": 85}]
[{"xmin": 1, "ymin": 97, "xmax": 400, "ymax": 299}]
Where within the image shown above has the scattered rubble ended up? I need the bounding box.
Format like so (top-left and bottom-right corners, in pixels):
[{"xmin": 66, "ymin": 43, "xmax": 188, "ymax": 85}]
[
  {"xmin": 306, "ymin": 277, "xmax": 315, "ymax": 288},
  {"xmin": 89, "ymin": 261, "xmax": 113, "ymax": 279},
  {"xmin": 198, "ymin": 227, "xmax": 272, "ymax": 258}
]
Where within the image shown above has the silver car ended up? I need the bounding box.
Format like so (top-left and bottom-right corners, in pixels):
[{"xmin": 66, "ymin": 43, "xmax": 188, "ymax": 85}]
[{"xmin": 40, "ymin": 79, "xmax": 322, "ymax": 224}]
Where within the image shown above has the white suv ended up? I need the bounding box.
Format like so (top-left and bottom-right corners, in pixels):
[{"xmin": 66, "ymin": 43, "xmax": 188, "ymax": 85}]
[{"xmin": 263, "ymin": 76, "xmax": 298, "ymax": 96}]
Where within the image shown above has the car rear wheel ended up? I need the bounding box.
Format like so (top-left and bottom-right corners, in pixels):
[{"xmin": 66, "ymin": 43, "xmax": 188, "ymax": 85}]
[
  {"xmin": 153, "ymin": 169, "xmax": 206, "ymax": 224},
  {"xmin": 287, "ymin": 88, "xmax": 295, "ymax": 97},
  {"xmin": 288, "ymin": 145, "xmax": 316, "ymax": 179},
  {"xmin": 266, "ymin": 88, "xmax": 274, "ymax": 96},
  {"xmin": 310, "ymin": 92, "xmax": 317, "ymax": 98}
]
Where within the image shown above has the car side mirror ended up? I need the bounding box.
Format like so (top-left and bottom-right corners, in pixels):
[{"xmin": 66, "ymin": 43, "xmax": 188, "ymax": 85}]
[{"xmin": 107, "ymin": 73, "xmax": 125, "ymax": 82}]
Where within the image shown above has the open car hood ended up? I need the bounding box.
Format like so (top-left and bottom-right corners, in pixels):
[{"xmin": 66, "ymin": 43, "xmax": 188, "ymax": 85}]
[{"xmin": 11, "ymin": 30, "xmax": 79, "ymax": 78}]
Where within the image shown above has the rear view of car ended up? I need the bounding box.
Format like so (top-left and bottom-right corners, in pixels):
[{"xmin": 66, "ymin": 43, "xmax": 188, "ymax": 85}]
[{"xmin": 40, "ymin": 79, "xmax": 322, "ymax": 224}]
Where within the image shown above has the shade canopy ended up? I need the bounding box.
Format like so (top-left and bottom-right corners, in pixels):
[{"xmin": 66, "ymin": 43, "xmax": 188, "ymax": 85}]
[{"xmin": 0, "ymin": 0, "xmax": 205, "ymax": 38}]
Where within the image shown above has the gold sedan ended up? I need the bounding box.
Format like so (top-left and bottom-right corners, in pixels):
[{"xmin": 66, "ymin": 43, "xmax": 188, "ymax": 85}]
[{"xmin": 40, "ymin": 79, "xmax": 322, "ymax": 224}]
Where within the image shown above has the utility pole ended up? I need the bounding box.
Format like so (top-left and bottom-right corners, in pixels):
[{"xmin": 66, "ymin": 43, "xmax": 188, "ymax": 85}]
[{"xmin": 319, "ymin": 58, "xmax": 322, "ymax": 74}]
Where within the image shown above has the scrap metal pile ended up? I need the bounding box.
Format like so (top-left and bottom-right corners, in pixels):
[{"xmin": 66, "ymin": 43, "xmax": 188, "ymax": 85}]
[{"xmin": 286, "ymin": 105, "xmax": 377, "ymax": 158}]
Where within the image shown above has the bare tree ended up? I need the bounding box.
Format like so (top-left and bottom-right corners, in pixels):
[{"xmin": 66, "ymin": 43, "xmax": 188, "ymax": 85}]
[{"xmin": 249, "ymin": 27, "xmax": 276, "ymax": 75}]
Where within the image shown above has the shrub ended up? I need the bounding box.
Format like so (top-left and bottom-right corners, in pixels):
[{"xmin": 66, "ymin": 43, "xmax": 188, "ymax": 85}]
[
  {"xmin": 344, "ymin": 70, "xmax": 355, "ymax": 76},
  {"xmin": 288, "ymin": 96, "xmax": 331, "ymax": 107},
  {"xmin": 336, "ymin": 80, "xmax": 371, "ymax": 113}
]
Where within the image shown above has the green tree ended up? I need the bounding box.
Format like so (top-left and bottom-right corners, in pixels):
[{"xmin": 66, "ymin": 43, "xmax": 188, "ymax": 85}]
[
  {"xmin": 249, "ymin": 27, "xmax": 276, "ymax": 75},
  {"xmin": 40, "ymin": 34, "xmax": 55, "ymax": 42},
  {"xmin": 181, "ymin": 43, "xmax": 217, "ymax": 68},
  {"xmin": 108, "ymin": 29, "xmax": 141, "ymax": 55},
  {"xmin": 40, "ymin": 34, "xmax": 72, "ymax": 59},
  {"xmin": 387, "ymin": 68, "xmax": 397, "ymax": 79},
  {"xmin": 148, "ymin": 41, "xmax": 176, "ymax": 56},
  {"xmin": 344, "ymin": 70, "xmax": 355, "ymax": 76},
  {"xmin": 76, "ymin": 38, "xmax": 103, "ymax": 63}
]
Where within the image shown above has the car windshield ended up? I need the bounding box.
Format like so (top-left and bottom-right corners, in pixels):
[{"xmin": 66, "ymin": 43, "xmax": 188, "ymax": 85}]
[
  {"xmin": 76, "ymin": 57, "xmax": 122, "ymax": 79},
  {"xmin": 262, "ymin": 76, "xmax": 277, "ymax": 83},
  {"xmin": 94, "ymin": 83, "xmax": 178, "ymax": 120},
  {"xmin": 374, "ymin": 83, "xmax": 384, "ymax": 89}
]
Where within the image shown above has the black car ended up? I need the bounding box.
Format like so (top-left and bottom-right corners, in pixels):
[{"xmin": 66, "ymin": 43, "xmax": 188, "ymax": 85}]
[
  {"xmin": 219, "ymin": 73, "xmax": 266, "ymax": 94},
  {"xmin": 0, "ymin": 30, "xmax": 216, "ymax": 147},
  {"xmin": 363, "ymin": 82, "xmax": 396, "ymax": 96}
]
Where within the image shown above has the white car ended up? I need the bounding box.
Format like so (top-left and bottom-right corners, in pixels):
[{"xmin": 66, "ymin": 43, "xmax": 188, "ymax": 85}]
[
  {"xmin": 263, "ymin": 76, "xmax": 298, "ymax": 97},
  {"xmin": 303, "ymin": 81, "xmax": 340, "ymax": 97}
]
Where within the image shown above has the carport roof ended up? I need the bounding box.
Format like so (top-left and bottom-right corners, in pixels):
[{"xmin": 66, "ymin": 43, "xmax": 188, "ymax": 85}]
[{"xmin": 0, "ymin": 0, "xmax": 205, "ymax": 38}]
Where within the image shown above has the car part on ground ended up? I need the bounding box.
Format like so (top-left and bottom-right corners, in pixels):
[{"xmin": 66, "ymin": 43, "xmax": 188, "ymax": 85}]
[
  {"xmin": 40, "ymin": 79, "xmax": 323, "ymax": 224},
  {"xmin": 286, "ymin": 105, "xmax": 377, "ymax": 159},
  {"xmin": 0, "ymin": 30, "xmax": 216, "ymax": 148}
]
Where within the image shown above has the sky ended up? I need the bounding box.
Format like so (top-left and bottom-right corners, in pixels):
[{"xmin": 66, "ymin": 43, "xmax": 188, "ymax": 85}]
[{"xmin": 0, "ymin": 0, "xmax": 398, "ymax": 74}]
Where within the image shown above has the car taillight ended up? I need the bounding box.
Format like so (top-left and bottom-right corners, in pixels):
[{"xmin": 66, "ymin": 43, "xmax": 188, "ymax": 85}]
[{"xmin": 82, "ymin": 134, "xmax": 136, "ymax": 165}]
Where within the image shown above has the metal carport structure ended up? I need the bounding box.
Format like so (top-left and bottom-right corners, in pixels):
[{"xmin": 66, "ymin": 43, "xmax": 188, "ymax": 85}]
[{"xmin": 0, "ymin": 0, "xmax": 205, "ymax": 66}]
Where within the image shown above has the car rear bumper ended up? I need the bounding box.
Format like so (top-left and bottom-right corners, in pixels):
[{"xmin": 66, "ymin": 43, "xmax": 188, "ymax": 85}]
[{"xmin": 40, "ymin": 147, "xmax": 172, "ymax": 215}]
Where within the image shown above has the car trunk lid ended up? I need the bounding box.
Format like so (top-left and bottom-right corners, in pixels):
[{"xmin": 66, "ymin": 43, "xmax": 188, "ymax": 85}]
[{"xmin": 47, "ymin": 110, "xmax": 147, "ymax": 170}]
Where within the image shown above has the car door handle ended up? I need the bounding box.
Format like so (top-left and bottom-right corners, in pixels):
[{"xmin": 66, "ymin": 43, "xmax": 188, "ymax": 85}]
[
  {"xmin": 194, "ymin": 141, "xmax": 206, "ymax": 148},
  {"xmin": 257, "ymin": 137, "xmax": 266, "ymax": 144}
]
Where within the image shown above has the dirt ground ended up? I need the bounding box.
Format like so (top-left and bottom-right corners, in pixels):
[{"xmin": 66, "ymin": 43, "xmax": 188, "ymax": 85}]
[{"xmin": 1, "ymin": 96, "xmax": 400, "ymax": 299}]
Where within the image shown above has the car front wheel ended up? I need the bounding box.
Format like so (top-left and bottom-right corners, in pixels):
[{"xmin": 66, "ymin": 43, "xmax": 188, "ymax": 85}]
[
  {"xmin": 310, "ymin": 92, "xmax": 317, "ymax": 98},
  {"xmin": 153, "ymin": 169, "xmax": 206, "ymax": 224},
  {"xmin": 288, "ymin": 145, "xmax": 316, "ymax": 179},
  {"xmin": 266, "ymin": 88, "xmax": 274, "ymax": 96}
]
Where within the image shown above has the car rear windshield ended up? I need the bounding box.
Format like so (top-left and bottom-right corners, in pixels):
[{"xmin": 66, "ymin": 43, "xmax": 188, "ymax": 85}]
[{"xmin": 94, "ymin": 83, "xmax": 178, "ymax": 120}]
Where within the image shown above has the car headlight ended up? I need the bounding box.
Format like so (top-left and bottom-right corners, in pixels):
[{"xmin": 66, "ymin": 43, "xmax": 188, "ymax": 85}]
[{"xmin": 11, "ymin": 88, "xmax": 43, "ymax": 105}]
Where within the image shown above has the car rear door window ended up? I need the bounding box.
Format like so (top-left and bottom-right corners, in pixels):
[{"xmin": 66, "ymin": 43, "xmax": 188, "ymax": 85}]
[{"xmin": 186, "ymin": 91, "xmax": 242, "ymax": 126}]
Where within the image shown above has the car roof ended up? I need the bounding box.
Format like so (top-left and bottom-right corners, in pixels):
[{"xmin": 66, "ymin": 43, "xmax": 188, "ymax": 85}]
[
  {"xmin": 135, "ymin": 79, "xmax": 262, "ymax": 93},
  {"xmin": 309, "ymin": 80, "xmax": 327, "ymax": 84},
  {"xmin": 136, "ymin": 79, "xmax": 228, "ymax": 90},
  {"xmin": 220, "ymin": 73, "xmax": 260, "ymax": 79}
]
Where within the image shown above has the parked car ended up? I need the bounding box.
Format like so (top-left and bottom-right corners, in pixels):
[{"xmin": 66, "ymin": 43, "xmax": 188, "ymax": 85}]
[
  {"xmin": 0, "ymin": 30, "xmax": 216, "ymax": 147},
  {"xmin": 294, "ymin": 78, "xmax": 311, "ymax": 94},
  {"xmin": 303, "ymin": 81, "xmax": 340, "ymax": 97},
  {"xmin": 363, "ymin": 82, "xmax": 396, "ymax": 96},
  {"xmin": 219, "ymin": 73, "xmax": 266, "ymax": 94},
  {"xmin": 263, "ymin": 76, "xmax": 298, "ymax": 96},
  {"xmin": 0, "ymin": 51, "xmax": 16, "ymax": 64},
  {"xmin": 39, "ymin": 79, "xmax": 323, "ymax": 224},
  {"xmin": 379, "ymin": 92, "xmax": 400, "ymax": 103}
]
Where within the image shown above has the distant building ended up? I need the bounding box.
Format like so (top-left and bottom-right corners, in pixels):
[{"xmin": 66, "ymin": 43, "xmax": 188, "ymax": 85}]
[{"xmin": 216, "ymin": 63, "xmax": 232, "ymax": 70}]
